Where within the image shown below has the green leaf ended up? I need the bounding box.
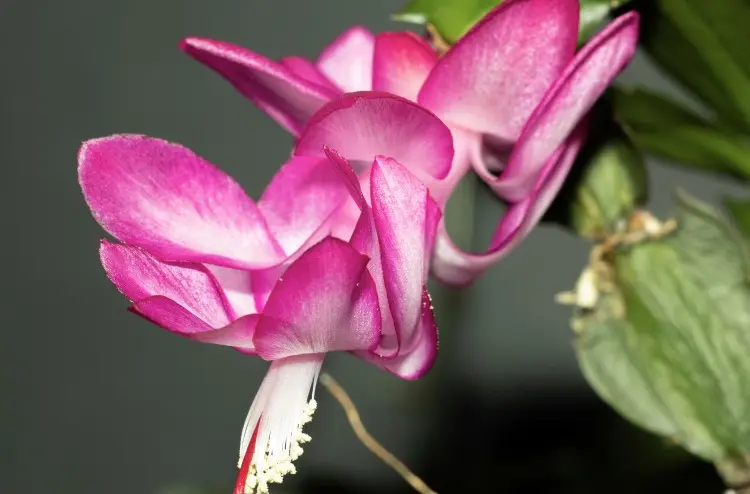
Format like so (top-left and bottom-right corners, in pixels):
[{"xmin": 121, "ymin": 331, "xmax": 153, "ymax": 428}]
[
  {"xmin": 395, "ymin": 0, "xmax": 633, "ymax": 45},
  {"xmin": 613, "ymin": 86, "xmax": 750, "ymax": 180},
  {"xmin": 577, "ymin": 293, "xmax": 679, "ymax": 438},
  {"xmin": 725, "ymin": 197, "xmax": 750, "ymax": 238},
  {"xmin": 575, "ymin": 192, "xmax": 750, "ymax": 462},
  {"xmin": 638, "ymin": 0, "xmax": 750, "ymax": 132},
  {"xmin": 394, "ymin": 0, "xmax": 500, "ymax": 44}
]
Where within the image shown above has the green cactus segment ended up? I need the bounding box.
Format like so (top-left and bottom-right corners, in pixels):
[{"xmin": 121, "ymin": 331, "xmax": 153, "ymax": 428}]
[
  {"xmin": 575, "ymin": 192, "xmax": 750, "ymax": 462},
  {"xmin": 567, "ymin": 120, "xmax": 647, "ymax": 238},
  {"xmin": 394, "ymin": 0, "xmax": 500, "ymax": 45}
]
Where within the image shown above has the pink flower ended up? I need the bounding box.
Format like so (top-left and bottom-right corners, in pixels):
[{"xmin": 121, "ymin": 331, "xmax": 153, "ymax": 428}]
[
  {"xmin": 78, "ymin": 132, "xmax": 443, "ymax": 492},
  {"xmin": 180, "ymin": 0, "xmax": 639, "ymax": 286}
]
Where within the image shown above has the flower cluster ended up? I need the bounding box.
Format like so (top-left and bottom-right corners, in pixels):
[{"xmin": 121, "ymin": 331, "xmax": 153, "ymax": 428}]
[
  {"xmin": 78, "ymin": 0, "xmax": 638, "ymax": 492},
  {"xmin": 182, "ymin": 0, "xmax": 639, "ymax": 285}
]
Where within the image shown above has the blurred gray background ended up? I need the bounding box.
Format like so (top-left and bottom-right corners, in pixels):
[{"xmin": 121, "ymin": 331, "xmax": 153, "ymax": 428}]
[{"xmin": 3, "ymin": 1, "xmax": 746, "ymax": 493}]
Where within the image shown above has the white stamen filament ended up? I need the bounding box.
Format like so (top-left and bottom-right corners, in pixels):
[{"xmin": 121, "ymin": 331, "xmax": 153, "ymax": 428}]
[{"xmin": 239, "ymin": 353, "xmax": 324, "ymax": 494}]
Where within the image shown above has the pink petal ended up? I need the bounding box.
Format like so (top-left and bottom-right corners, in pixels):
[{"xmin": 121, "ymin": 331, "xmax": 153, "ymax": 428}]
[
  {"xmin": 190, "ymin": 314, "xmax": 259, "ymax": 349},
  {"xmin": 251, "ymin": 152, "xmax": 366, "ymax": 311},
  {"xmin": 249, "ymin": 208, "xmax": 352, "ymax": 313},
  {"xmin": 181, "ymin": 38, "xmax": 338, "ymax": 136},
  {"xmin": 493, "ymin": 12, "xmax": 639, "ymax": 201},
  {"xmin": 418, "ymin": 0, "xmax": 578, "ymax": 141},
  {"xmin": 205, "ymin": 266, "xmax": 257, "ymax": 317},
  {"xmin": 431, "ymin": 123, "xmax": 587, "ymax": 287},
  {"xmin": 295, "ymin": 92, "xmax": 454, "ymax": 180},
  {"xmin": 324, "ymin": 147, "xmax": 369, "ymax": 210},
  {"xmin": 80, "ymin": 135, "xmax": 285, "ymax": 269},
  {"xmin": 371, "ymin": 157, "xmax": 440, "ymax": 349},
  {"xmin": 325, "ymin": 150, "xmax": 399, "ymax": 356},
  {"xmin": 130, "ymin": 296, "xmax": 213, "ymax": 333},
  {"xmin": 100, "ymin": 240, "xmax": 232, "ymax": 327},
  {"xmin": 325, "ymin": 153, "xmax": 441, "ymax": 359},
  {"xmin": 253, "ymin": 237, "xmax": 381, "ymax": 360},
  {"xmin": 430, "ymin": 125, "xmax": 478, "ymax": 205},
  {"xmin": 357, "ymin": 288, "xmax": 438, "ymax": 380},
  {"xmin": 372, "ymin": 32, "xmax": 438, "ymax": 100},
  {"xmin": 316, "ymin": 26, "xmax": 375, "ymax": 92},
  {"xmin": 258, "ymin": 155, "xmax": 351, "ymax": 256},
  {"xmin": 131, "ymin": 296, "xmax": 258, "ymax": 351},
  {"xmin": 280, "ymin": 56, "xmax": 339, "ymax": 91}
]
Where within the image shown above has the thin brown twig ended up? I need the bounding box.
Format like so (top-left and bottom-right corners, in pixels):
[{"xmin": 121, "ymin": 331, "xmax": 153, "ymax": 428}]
[
  {"xmin": 425, "ymin": 24, "xmax": 451, "ymax": 55},
  {"xmin": 319, "ymin": 372, "xmax": 437, "ymax": 494}
]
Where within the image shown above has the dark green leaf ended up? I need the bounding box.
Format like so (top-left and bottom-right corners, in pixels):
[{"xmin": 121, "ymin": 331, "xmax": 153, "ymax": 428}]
[
  {"xmin": 638, "ymin": 0, "xmax": 750, "ymax": 132},
  {"xmin": 613, "ymin": 86, "xmax": 750, "ymax": 180},
  {"xmin": 725, "ymin": 197, "xmax": 750, "ymax": 238}
]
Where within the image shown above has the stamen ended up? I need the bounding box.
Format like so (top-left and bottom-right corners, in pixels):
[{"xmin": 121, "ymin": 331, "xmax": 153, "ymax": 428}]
[
  {"xmin": 235, "ymin": 354, "xmax": 324, "ymax": 494},
  {"xmin": 243, "ymin": 399, "xmax": 317, "ymax": 494}
]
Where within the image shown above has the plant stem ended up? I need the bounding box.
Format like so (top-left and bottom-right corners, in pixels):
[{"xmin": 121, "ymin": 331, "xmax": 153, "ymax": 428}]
[
  {"xmin": 320, "ymin": 372, "xmax": 438, "ymax": 494},
  {"xmin": 717, "ymin": 456, "xmax": 750, "ymax": 493}
]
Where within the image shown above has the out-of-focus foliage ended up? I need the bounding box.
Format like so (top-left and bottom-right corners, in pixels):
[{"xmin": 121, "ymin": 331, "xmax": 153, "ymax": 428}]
[
  {"xmin": 613, "ymin": 87, "xmax": 750, "ymax": 181},
  {"xmin": 638, "ymin": 0, "xmax": 750, "ymax": 133},
  {"xmin": 725, "ymin": 197, "xmax": 750, "ymax": 238}
]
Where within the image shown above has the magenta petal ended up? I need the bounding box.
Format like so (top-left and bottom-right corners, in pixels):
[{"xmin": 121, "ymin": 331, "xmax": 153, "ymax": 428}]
[
  {"xmin": 100, "ymin": 240, "xmax": 232, "ymax": 327},
  {"xmin": 205, "ymin": 266, "xmax": 257, "ymax": 317},
  {"xmin": 258, "ymin": 155, "xmax": 351, "ymax": 255},
  {"xmin": 493, "ymin": 12, "xmax": 640, "ymax": 201},
  {"xmin": 432, "ymin": 123, "xmax": 587, "ymax": 287},
  {"xmin": 190, "ymin": 314, "xmax": 259, "ymax": 350},
  {"xmin": 372, "ymin": 32, "xmax": 438, "ymax": 100},
  {"xmin": 418, "ymin": 0, "xmax": 578, "ymax": 141},
  {"xmin": 132, "ymin": 296, "xmax": 258, "ymax": 351},
  {"xmin": 181, "ymin": 38, "xmax": 338, "ymax": 135},
  {"xmin": 357, "ymin": 288, "xmax": 438, "ymax": 380},
  {"xmin": 252, "ymin": 153, "xmax": 365, "ymax": 310},
  {"xmin": 371, "ymin": 157, "xmax": 440, "ymax": 348},
  {"xmin": 253, "ymin": 237, "xmax": 381, "ymax": 360},
  {"xmin": 325, "ymin": 150, "xmax": 401, "ymax": 355},
  {"xmin": 281, "ymin": 56, "xmax": 338, "ymax": 91},
  {"xmin": 429, "ymin": 125, "xmax": 479, "ymax": 205},
  {"xmin": 80, "ymin": 135, "xmax": 285, "ymax": 269},
  {"xmin": 316, "ymin": 26, "xmax": 375, "ymax": 92},
  {"xmin": 130, "ymin": 296, "xmax": 213, "ymax": 333},
  {"xmin": 295, "ymin": 92, "xmax": 454, "ymax": 180},
  {"xmin": 324, "ymin": 147, "xmax": 369, "ymax": 210}
]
